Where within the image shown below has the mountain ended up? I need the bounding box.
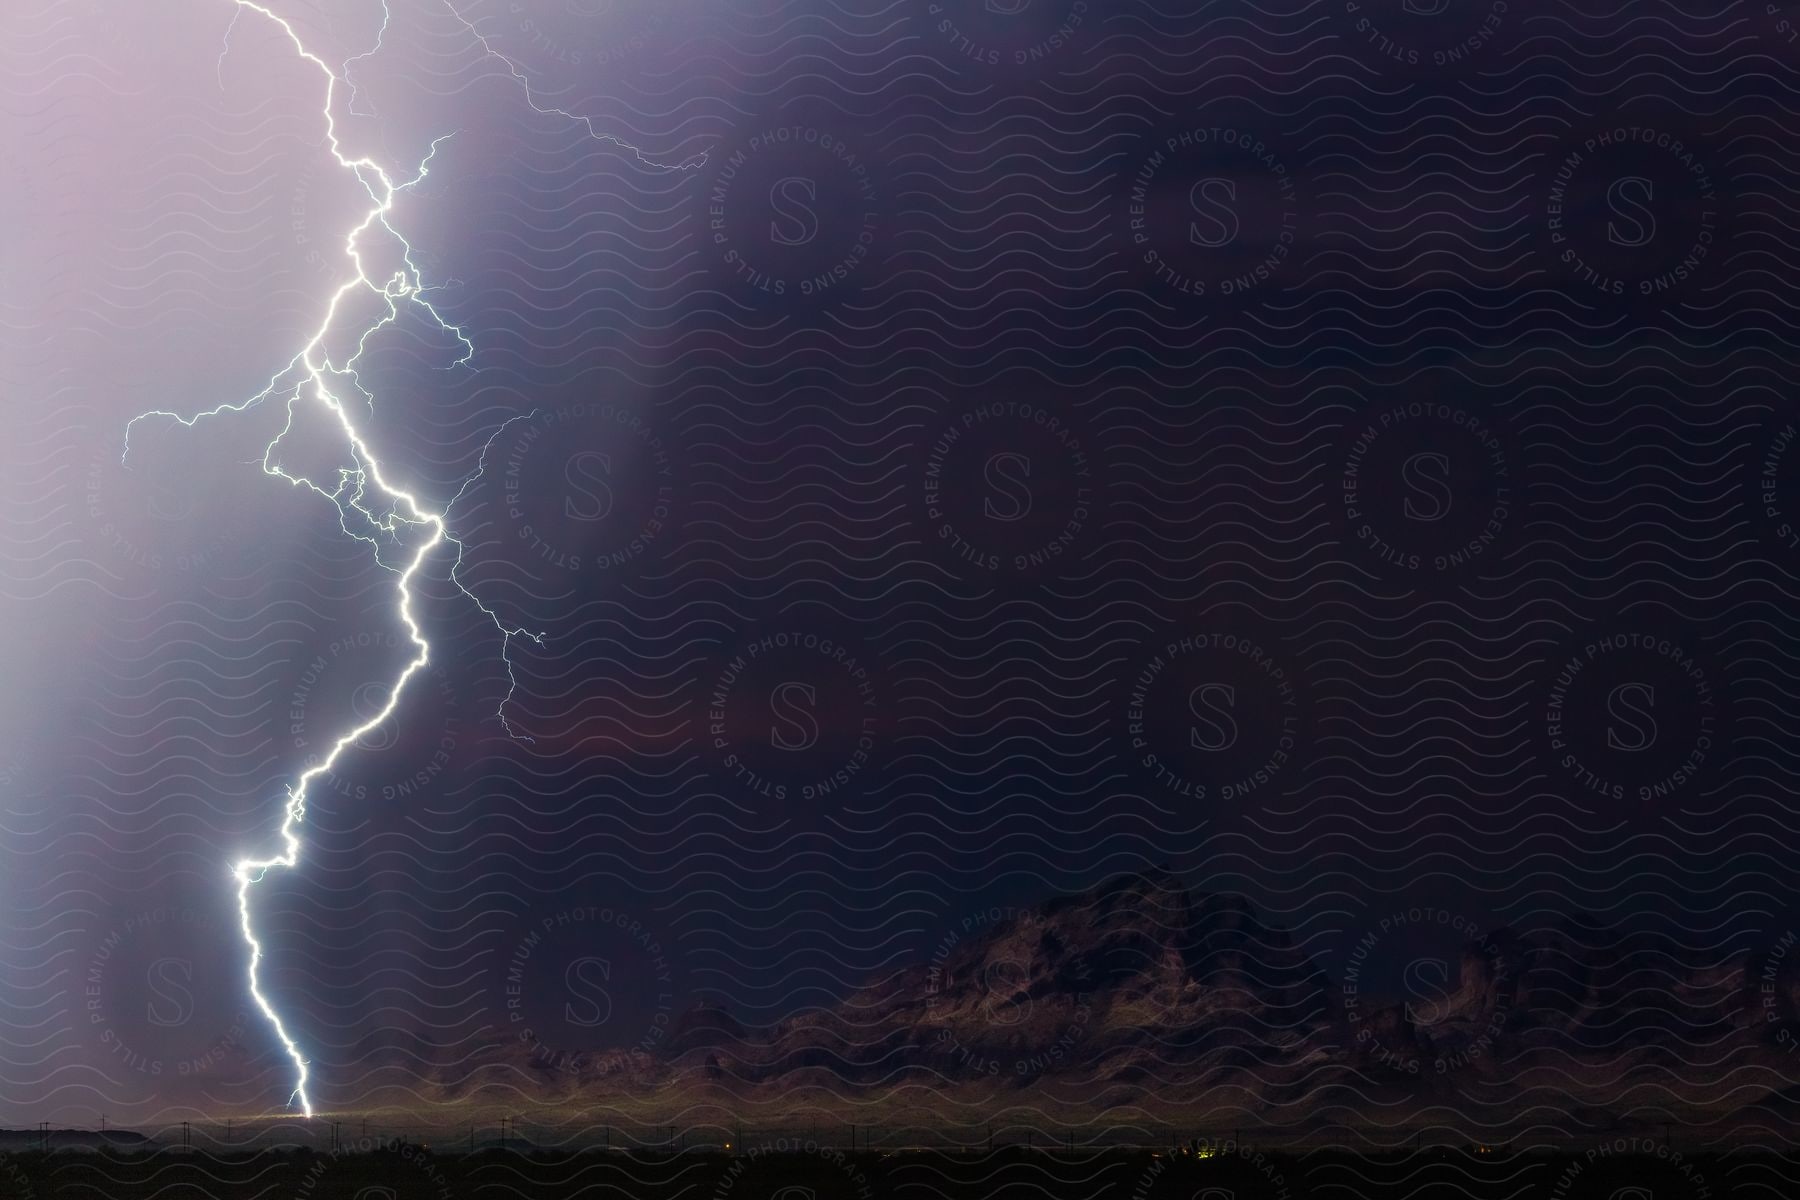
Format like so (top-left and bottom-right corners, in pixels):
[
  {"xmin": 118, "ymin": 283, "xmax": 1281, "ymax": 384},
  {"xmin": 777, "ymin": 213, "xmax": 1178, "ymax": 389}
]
[{"xmin": 419, "ymin": 870, "xmax": 1800, "ymax": 1145}]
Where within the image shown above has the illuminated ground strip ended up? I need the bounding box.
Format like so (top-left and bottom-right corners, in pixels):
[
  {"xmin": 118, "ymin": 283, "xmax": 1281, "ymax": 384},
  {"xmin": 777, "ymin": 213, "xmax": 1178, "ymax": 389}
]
[{"xmin": 123, "ymin": 0, "xmax": 702, "ymax": 1117}]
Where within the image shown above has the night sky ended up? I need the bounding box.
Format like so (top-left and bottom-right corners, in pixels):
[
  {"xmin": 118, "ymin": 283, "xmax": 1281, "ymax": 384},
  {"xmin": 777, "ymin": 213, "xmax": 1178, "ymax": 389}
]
[{"xmin": 6, "ymin": 0, "xmax": 1800, "ymax": 1145}]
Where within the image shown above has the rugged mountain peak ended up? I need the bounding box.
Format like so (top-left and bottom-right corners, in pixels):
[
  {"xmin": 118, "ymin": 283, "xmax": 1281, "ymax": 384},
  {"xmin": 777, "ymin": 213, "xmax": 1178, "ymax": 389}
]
[{"xmin": 425, "ymin": 876, "xmax": 1800, "ymax": 1140}]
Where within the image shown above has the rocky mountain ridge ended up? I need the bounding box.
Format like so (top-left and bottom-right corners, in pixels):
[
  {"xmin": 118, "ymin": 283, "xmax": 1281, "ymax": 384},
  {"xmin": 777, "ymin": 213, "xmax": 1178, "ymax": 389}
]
[{"xmin": 425, "ymin": 870, "xmax": 1800, "ymax": 1140}]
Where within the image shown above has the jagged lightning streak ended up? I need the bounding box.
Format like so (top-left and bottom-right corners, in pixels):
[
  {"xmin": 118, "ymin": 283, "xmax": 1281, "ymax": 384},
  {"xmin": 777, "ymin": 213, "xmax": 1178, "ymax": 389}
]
[{"xmin": 123, "ymin": 0, "xmax": 704, "ymax": 1116}]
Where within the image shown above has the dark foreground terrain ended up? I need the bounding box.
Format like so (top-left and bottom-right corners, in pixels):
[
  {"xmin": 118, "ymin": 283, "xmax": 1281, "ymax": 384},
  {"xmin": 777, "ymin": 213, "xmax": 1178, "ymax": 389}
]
[{"xmin": 0, "ymin": 1142, "xmax": 1786, "ymax": 1200}]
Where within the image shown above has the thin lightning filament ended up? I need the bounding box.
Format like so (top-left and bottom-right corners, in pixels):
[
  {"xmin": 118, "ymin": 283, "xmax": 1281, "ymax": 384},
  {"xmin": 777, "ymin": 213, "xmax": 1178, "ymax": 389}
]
[{"xmin": 123, "ymin": 0, "xmax": 702, "ymax": 1116}]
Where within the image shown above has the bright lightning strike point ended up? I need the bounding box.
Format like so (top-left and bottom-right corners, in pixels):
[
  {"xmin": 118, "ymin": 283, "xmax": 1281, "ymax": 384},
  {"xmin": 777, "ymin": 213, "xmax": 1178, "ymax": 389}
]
[{"xmin": 125, "ymin": 0, "xmax": 705, "ymax": 1118}]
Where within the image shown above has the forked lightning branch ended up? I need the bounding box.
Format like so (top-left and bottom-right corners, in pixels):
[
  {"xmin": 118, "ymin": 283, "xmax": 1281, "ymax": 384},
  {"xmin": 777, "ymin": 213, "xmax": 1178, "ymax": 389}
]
[{"xmin": 120, "ymin": 0, "xmax": 700, "ymax": 1116}]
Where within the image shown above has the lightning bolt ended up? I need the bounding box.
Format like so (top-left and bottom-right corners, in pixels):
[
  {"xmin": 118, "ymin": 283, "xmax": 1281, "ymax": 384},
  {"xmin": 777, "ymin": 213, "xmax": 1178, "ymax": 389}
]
[{"xmin": 122, "ymin": 0, "xmax": 705, "ymax": 1117}]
